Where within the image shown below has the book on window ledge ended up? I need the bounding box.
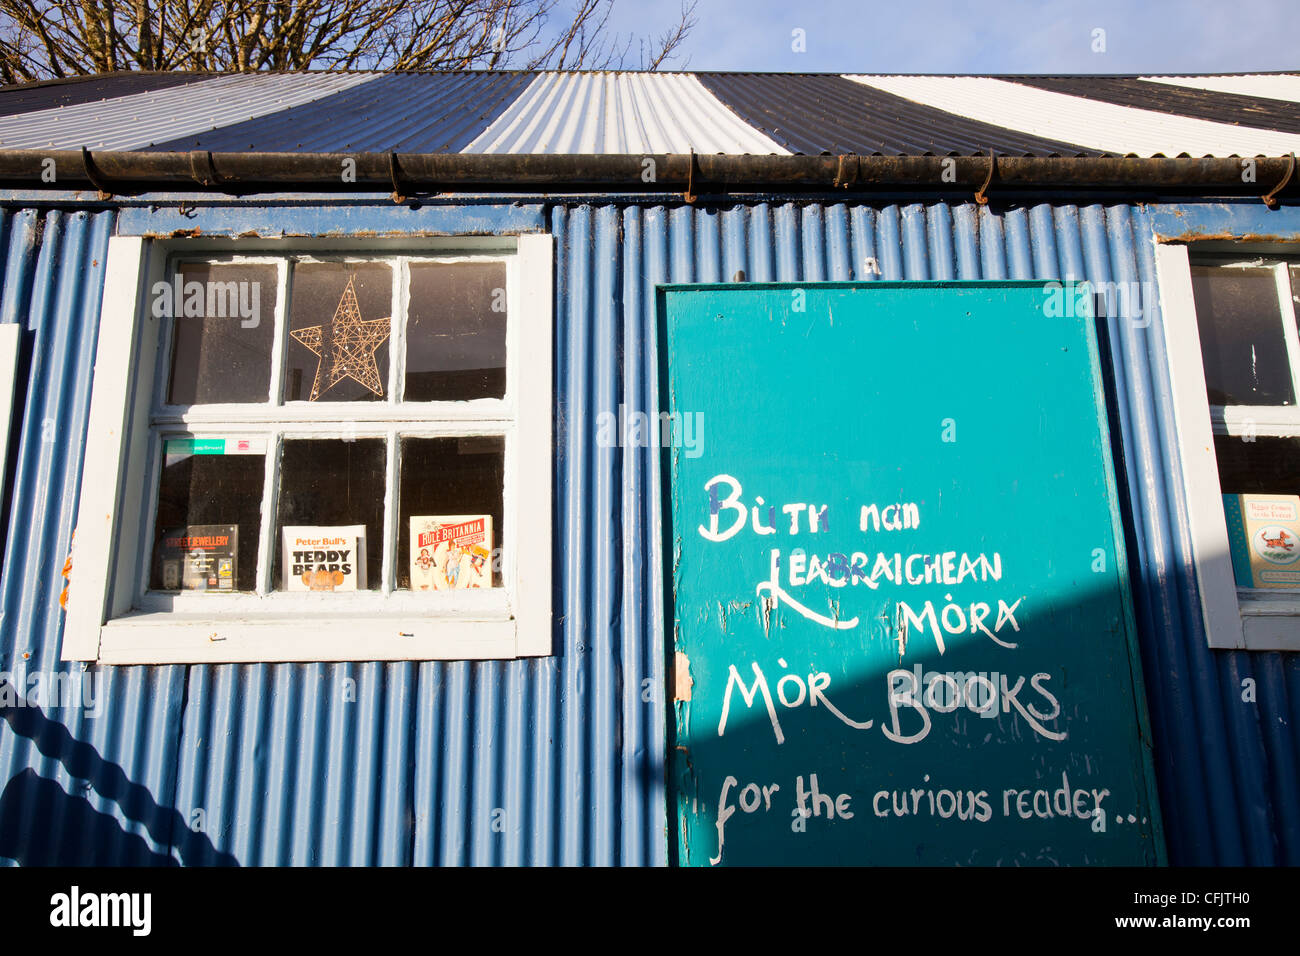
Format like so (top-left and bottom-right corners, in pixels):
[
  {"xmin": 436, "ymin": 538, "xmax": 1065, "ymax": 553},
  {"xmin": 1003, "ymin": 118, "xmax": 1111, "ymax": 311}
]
[
  {"xmin": 282, "ymin": 525, "xmax": 366, "ymax": 591},
  {"xmin": 410, "ymin": 515, "xmax": 493, "ymax": 590},
  {"xmin": 158, "ymin": 524, "xmax": 237, "ymax": 591},
  {"xmin": 1222, "ymin": 493, "xmax": 1300, "ymax": 589}
]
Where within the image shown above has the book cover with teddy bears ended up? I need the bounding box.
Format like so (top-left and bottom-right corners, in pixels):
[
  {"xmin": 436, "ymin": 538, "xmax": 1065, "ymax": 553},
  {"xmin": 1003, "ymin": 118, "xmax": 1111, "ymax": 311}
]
[{"xmin": 282, "ymin": 525, "xmax": 366, "ymax": 591}]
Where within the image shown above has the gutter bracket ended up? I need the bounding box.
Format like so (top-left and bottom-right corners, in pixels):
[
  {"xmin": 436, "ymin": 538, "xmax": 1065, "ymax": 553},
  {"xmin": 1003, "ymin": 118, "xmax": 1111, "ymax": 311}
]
[
  {"xmin": 834, "ymin": 154, "xmax": 861, "ymax": 189},
  {"xmin": 389, "ymin": 153, "xmax": 407, "ymax": 203},
  {"xmin": 1263, "ymin": 152, "xmax": 1295, "ymax": 209},
  {"xmin": 684, "ymin": 149, "xmax": 697, "ymax": 204},
  {"xmin": 79, "ymin": 147, "xmax": 112, "ymax": 201},
  {"xmin": 975, "ymin": 149, "xmax": 996, "ymax": 205},
  {"xmin": 188, "ymin": 150, "xmax": 220, "ymax": 188}
]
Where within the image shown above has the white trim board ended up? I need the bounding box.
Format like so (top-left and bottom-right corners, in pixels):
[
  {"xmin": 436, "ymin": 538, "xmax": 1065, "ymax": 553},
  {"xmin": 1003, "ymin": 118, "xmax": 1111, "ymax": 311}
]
[
  {"xmin": 1155, "ymin": 242, "xmax": 1246, "ymax": 650},
  {"xmin": 0, "ymin": 324, "xmax": 19, "ymax": 488},
  {"xmin": 64, "ymin": 236, "xmax": 146, "ymax": 661}
]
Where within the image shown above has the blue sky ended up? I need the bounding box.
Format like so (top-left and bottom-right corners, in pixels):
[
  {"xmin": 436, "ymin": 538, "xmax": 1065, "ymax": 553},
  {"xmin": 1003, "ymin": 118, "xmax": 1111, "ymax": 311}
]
[{"xmin": 601, "ymin": 0, "xmax": 1299, "ymax": 73}]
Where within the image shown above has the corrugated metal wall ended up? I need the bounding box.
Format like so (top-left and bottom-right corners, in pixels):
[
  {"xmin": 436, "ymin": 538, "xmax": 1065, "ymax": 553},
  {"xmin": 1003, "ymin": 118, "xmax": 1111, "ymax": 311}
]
[
  {"xmin": 0, "ymin": 200, "xmax": 667, "ymax": 867},
  {"xmin": 0, "ymin": 197, "xmax": 1297, "ymax": 865}
]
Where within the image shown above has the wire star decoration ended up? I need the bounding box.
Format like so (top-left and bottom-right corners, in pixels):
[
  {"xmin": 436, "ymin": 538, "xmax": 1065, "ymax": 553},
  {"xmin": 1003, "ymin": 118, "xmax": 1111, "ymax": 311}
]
[{"xmin": 290, "ymin": 274, "xmax": 391, "ymax": 400}]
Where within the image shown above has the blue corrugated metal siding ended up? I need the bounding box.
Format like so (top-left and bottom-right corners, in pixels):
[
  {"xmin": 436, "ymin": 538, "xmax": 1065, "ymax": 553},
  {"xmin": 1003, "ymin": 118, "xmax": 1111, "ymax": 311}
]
[
  {"xmin": 0, "ymin": 207, "xmax": 192, "ymax": 867},
  {"xmin": 0, "ymin": 196, "xmax": 1297, "ymax": 865},
  {"xmin": 0, "ymin": 199, "xmax": 668, "ymax": 866}
]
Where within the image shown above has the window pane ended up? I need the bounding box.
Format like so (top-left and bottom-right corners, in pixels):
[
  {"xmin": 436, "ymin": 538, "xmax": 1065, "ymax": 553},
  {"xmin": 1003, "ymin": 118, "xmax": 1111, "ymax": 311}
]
[
  {"xmin": 274, "ymin": 439, "xmax": 385, "ymax": 591},
  {"xmin": 1215, "ymin": 434, "xmax": 1300, "ymax": 588},
  {"xmin": 151, "ymin": 439, "xmax": 265, "ymax": 591},
  {"xmin": 166, "ymin": 262, "xmax": 277, "ymax": 405},
  {"xmin": 398, "ymin": 436, "xmax": 504, "ymax": 590},
  {"xmin": 285, "ymin": 262, "xmax": 392, "ymax": 403},
  {"xmin": 1191, "ymin": 266, "xmax": 1293, "ymax": 406},
  {"xmin": 1290, "ymin": 264, "xmax": 1300, "ymax": 321},
  {"xmin": 1215, "ymin": 433, "xmax": 1300, "ymax": 495},
  {"xmin": 405, "ymin": 262, "xmax": 507, "ymax": 402}
]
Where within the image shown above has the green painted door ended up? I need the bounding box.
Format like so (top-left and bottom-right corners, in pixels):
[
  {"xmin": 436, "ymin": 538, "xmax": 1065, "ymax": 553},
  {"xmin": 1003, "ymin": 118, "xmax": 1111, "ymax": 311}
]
[{"xmin": 661, "ymin": 281, "xmax": 1164, "ymax": 866}]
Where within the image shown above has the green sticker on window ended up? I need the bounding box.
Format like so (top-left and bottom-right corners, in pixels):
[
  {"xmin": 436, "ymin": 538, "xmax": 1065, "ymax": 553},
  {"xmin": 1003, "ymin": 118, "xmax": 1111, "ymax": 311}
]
[
  {"xmin": 165, "ymin": 438, "xmax": 227, "ymax": 456},
  {"xmin": 165, "ymin": 438, "xmax": 265, "ymax": 457}
]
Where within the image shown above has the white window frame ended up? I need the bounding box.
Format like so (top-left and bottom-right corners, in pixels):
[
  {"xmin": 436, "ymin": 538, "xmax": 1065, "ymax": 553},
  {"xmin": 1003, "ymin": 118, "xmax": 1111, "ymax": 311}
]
[
  {"xmin": 64, "ymin": 233, "xmax": 553, "ymax": 664},
  {"xmin": 0, "ymin": 323, "xmax": 18, "ymax": 482},
  {"xmin": 1157, "ymin": 241, "xmax": 1300, "ymax": 650}
]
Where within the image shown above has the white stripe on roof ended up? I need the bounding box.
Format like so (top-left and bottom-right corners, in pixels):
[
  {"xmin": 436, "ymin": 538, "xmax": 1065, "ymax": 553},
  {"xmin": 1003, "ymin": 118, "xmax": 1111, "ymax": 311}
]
[
  {"xmin": 463, "ymin": 71, "xmax": 787, "ymax": 155},
  {"xmin": 0, "ymin": 72, "xmax": 380, "ymax": 150},
  {"xmin": 843, "ymin": 74, "xmax": 1300, "ymax": 156},
  {"xmin": 1142, "ymin": 73, "xmax": 1300, "ymax": 104}
]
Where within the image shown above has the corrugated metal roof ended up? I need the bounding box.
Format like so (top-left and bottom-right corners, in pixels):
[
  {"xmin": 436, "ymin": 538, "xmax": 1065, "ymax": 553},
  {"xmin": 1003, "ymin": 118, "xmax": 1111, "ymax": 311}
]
[
  {"xmin": 0, "ymin": 72, "xmax": 215, "ymax": 116},
  {"xmin": 144, "ymin": 72, "xmax": 531, "ymax": 153},
  {"xmin": 0, "ymin": 72, "xmax": 380, "ymax": 149},
  {"xmin": 695, "ymin": 72, "xmax": 1096, "ymax": 155},
  {"xmin": 1145, "ymin": 73, "xmax": 1300, "ymax": 101},
  {"xmin": 845, "ymin": 75, "xmax": 1300, "ymax": 157},
  {"xmin": 1008, "ymin": 76, "xmax": 1300, "ymax": 134},
  {"xmin": 2, "ymin": 70, "xmax": 1298, "ymax": 157},
  {"xmin": 462, "ymin": 72, "xmax": 787, "ymax": 154}
]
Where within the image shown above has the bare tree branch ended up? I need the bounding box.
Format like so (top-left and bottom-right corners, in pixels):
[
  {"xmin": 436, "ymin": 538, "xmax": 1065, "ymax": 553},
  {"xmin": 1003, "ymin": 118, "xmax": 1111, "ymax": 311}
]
[{"xmin": 0, "ymin": 0, "xmax": 695, "ymax": 82}]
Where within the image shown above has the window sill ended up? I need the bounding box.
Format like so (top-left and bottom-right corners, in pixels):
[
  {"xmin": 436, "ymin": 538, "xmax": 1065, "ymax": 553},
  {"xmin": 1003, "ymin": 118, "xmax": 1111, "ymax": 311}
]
[
  {"xmin": 95, "ymin": 611, "xmax": 519, "ymax": 664},
  {"xmin": 136, "ymin": 587, "xmax": 512, "ymax": 616},
  {"xmin": 1236, "ymin": 590, "xmax": 1300, "ymax": 651}
]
